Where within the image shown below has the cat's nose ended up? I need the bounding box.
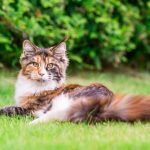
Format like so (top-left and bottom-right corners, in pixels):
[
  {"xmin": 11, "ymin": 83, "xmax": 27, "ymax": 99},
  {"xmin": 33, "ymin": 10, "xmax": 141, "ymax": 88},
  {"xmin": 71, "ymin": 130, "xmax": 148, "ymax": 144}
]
[{"xmin": 39, "ymin": 73, "xmax": 45, "ymax": 76}]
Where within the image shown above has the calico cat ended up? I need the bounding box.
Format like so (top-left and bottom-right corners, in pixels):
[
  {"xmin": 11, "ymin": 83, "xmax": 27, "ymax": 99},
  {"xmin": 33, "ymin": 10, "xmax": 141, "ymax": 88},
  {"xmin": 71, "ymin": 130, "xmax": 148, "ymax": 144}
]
[{"xmin": 0, "ymin": 40, "xmax": 150, "ymax": 125}]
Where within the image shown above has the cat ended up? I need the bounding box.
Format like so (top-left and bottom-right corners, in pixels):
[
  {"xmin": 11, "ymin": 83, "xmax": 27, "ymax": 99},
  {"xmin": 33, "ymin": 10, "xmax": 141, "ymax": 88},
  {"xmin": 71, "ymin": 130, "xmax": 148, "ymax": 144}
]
[{"xmin": 0, "ymin": 40, "xmax": 150, "ymax": 125}]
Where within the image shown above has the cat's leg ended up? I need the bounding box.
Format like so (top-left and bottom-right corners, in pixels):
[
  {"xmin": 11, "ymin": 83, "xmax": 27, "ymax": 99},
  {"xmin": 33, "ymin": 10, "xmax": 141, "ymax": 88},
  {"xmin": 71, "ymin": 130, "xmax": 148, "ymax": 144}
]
[
  {"xmin": 0, "ymin": 106, "xmax": 30, "ymax": 116},
  {"xmin": 68, "ymin": 84, "xmax": 114, "ymax": 123},
  {"xmin": 29, "ymin": 93, "xmax": 72, "ymax": 125},
  {"xmin": 29, "ymin": 108, "xmax": 70, "ymax": 125}
]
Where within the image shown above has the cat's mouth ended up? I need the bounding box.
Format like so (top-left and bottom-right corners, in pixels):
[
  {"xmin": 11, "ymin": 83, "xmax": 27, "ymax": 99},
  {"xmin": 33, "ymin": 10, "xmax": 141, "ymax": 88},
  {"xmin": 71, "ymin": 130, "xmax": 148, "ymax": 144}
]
[
  {"xmin": 31, "ymin": 75, "xmax": 50, "ymax": 83},
  {"xmin": 36, "ymin": 78, "xmax": 48, "ymax": 83}
]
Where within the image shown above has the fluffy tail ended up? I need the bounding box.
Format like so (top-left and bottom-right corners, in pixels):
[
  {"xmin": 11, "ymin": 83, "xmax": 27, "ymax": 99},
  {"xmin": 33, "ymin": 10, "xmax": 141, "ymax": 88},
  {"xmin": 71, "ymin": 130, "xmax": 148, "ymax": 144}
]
[
  {"xmin": 0, "ymin": 106, "xmax": 30, "ymax": 116},
  {"xmin": 100, "ymin": 94, "xmax": 150, "ymax": 122}
]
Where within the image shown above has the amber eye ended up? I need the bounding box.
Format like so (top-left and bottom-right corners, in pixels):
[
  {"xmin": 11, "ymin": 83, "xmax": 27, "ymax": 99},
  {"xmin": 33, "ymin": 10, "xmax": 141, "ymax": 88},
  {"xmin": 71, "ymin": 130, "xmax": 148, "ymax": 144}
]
[
  {"xmin": 47, "ymin": 63, "xmax": 53, "ymax": 70},
  {"xmin": 32, "ymin": 62, "xmax": 39, "ymax": 67}
]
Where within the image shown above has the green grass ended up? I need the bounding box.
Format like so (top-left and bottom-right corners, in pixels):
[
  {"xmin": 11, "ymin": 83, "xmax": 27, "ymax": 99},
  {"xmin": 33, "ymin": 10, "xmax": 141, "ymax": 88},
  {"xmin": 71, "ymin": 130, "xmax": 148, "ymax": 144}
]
[{"xmin": 0, "ymin": 70, "xmax": 150, "ymax": 150}]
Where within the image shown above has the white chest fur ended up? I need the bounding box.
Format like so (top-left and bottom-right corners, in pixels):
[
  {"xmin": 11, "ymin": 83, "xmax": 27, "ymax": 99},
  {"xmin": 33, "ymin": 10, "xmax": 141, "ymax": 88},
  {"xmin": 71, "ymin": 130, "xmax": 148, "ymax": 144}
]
[{"xmin": 15, "ymin": 74, "xmax": 58, "ymax": 105}]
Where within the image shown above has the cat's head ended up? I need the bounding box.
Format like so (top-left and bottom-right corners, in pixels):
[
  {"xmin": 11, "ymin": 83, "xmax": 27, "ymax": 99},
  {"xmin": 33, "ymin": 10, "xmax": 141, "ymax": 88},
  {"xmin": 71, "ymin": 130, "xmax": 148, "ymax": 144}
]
[{"xmin": 20, "ymin": 40, "xmax": 68, "ymax": 86}]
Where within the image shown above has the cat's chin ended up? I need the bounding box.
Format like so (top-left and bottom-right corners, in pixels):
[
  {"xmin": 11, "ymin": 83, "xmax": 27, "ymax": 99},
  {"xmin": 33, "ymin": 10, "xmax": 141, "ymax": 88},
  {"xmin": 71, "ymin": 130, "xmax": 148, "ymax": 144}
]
[
  {"xmin": 32, "ymin": 78, "xmax": 55, "ymax": 85},
  {"xmin": 31, "ymin": 78, "xmax": 64, "ymax": 87}
]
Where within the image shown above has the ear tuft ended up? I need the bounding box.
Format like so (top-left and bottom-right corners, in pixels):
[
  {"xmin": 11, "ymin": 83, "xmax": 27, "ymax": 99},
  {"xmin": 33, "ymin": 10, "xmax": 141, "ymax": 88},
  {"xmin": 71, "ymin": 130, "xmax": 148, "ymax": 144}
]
[{"xmin": 23, "ymin": 40, "xmax": 36, "ymax": 57}]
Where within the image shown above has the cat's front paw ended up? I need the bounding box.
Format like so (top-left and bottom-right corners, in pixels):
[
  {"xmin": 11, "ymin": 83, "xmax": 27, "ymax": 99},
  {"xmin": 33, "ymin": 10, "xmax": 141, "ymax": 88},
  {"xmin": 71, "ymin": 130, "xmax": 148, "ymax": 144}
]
[
  {"xmin": 29, "ymin": 118, "xmax": 45, "ymax": 126},
  {"xmin": 29, "ymin": 119, "xmax": 40, "ymax": 126}
]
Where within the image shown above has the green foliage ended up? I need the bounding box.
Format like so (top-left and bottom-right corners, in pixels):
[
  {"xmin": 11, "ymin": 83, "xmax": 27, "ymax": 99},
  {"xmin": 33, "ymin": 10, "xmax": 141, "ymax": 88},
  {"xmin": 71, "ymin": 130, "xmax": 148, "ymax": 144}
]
[{"xmin": 0, "ymin": 0, "xmax": 150, "ymax": 69}]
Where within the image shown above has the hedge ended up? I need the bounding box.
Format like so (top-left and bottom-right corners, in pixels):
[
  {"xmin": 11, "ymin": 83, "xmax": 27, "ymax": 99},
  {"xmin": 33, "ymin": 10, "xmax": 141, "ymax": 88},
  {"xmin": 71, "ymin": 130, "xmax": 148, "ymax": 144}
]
[{"xmin": 0, "ymin": 0, "xmax": 150, "ymax": 70}]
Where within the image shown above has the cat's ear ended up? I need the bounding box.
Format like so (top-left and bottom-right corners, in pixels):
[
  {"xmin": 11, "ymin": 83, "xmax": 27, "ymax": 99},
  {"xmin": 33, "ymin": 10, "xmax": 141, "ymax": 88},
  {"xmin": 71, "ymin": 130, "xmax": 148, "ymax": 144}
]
[
  {"xmin": 51, "ymin": 42, "xmax": 68, "ymax": 64},
  {"xmin": 53, "ymin": 42, "xmax": 66, "ymax": 56},
  {"xmin": 23, "ymin": 40, "xmax": 37, "ymax": 57}
]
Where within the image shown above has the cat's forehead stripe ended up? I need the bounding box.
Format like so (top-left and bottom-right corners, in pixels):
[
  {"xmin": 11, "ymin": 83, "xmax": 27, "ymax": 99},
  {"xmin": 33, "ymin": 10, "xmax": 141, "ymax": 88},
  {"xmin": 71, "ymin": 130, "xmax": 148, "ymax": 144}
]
[
  {"xmin": 33, "ymin": 55, "xmax": 40, "ymax": 62},
  {"xmin": 36, "ymin": 49, "xmax": 49, "ymax": 57}
]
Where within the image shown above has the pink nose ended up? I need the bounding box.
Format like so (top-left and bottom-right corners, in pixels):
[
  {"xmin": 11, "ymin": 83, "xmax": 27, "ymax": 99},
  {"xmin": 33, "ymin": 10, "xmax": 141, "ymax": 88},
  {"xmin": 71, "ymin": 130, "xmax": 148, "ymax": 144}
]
[{"xmin": 39, "ymin": 73, "xmax": 44, "ymax": 76}]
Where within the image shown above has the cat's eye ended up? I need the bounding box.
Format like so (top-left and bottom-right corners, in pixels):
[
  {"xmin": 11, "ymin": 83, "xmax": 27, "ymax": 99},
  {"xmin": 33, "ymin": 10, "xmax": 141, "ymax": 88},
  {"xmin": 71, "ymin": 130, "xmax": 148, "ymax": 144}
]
[
  {"xmin": 32, "ymin": 62, "xmax": 39, "ymax": 67},
  {"xmin": 47, "ymin": 63, "xmax": 53, "ymax": 70}
]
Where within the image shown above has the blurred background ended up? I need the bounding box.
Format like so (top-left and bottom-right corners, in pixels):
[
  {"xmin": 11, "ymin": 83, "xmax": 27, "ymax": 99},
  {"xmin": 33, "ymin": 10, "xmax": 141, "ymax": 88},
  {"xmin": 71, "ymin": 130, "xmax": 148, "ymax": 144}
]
[{"xmin": 0, "ymin": 0, "xmax": 150, "ymax": 71}]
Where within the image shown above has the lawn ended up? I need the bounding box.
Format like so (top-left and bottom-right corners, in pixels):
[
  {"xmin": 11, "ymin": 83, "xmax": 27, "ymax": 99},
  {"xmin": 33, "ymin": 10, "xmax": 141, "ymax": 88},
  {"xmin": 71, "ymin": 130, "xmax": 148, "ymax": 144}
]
[{"xmin": 0, "ymin": 70, "xmax": 150, "ymax": 150}]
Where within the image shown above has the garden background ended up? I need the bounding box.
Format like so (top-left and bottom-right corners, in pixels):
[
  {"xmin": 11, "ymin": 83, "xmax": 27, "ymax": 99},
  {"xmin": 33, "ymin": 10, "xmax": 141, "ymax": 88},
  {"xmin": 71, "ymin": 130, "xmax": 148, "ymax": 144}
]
[
  {"xmin": 0, "ymin": 1, "xmax": 150, "ymax": 150},
  {"xmin": 0, "ymin": 0, "xmax": 150, "ymax": 70}
]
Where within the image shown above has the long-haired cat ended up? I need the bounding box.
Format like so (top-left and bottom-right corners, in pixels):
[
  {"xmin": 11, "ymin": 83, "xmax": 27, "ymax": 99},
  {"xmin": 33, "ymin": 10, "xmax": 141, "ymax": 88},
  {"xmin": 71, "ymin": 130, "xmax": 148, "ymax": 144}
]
[{"xmin": 0, "ymin": 40, "xmax": 150, "ymax": 125}]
